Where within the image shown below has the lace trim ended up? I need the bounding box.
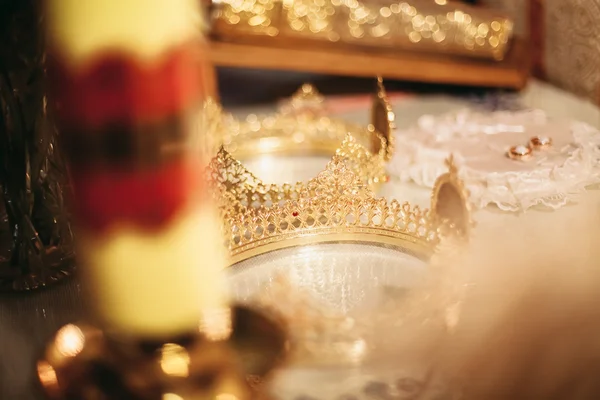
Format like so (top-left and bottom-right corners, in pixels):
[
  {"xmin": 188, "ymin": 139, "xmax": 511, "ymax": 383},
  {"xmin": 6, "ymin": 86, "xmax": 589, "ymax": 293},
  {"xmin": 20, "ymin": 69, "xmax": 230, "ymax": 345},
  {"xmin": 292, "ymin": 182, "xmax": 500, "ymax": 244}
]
[{"xmin": 390, "ymin": 110, "xmax": 600, "ymax": 212}]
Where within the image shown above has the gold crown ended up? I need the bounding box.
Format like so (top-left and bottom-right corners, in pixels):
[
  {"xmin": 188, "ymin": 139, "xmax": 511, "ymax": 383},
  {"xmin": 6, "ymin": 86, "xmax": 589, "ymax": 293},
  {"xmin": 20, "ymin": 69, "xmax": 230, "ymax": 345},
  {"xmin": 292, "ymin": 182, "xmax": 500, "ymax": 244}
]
[
  {"xmin": 209, "ymin": 148, "xmax": 471, "ymax": 264},
  {"xmin": 204, "ymin": 78, "xmax": 395, "ymax": 189}
]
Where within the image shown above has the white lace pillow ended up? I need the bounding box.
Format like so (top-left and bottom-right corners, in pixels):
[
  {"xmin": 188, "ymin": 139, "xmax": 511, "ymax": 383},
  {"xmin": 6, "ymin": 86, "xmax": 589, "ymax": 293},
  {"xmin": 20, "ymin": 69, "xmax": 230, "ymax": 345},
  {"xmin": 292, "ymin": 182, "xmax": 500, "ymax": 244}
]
[{"xmin": 389, "ymin": 109, "xmax": 600, "ymax": 212}]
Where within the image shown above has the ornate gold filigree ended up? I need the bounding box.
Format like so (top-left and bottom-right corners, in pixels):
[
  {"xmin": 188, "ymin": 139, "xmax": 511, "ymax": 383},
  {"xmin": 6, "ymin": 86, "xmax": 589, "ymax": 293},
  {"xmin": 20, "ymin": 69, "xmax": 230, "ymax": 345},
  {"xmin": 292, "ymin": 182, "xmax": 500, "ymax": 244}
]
[
  {"xmin": 205, "ymin": 79, "xmax": 394, "ymax": 190},
  {"xmin": 205, "ymin": 80, "xmax": 469, "ymax": 264},
  {"xmin": 209, "ymin": 147, "xmax": 471, "ymax": 264}
]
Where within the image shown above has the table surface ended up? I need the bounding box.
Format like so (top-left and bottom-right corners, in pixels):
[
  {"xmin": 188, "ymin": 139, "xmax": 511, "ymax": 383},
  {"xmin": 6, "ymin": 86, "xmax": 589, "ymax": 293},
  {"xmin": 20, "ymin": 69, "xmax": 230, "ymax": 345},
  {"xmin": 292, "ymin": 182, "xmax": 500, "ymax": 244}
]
[{"xmin": 2, "ymin": 79, "xmax": 599, "ymax": 399}]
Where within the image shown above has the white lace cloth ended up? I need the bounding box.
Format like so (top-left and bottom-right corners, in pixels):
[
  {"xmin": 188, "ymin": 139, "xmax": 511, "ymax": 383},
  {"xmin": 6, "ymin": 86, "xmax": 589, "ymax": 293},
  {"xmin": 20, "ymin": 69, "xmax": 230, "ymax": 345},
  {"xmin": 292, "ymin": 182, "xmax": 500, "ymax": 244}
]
[{"xmin": 389, "ymin": 109, "xmax": 600, "ymax": 212}]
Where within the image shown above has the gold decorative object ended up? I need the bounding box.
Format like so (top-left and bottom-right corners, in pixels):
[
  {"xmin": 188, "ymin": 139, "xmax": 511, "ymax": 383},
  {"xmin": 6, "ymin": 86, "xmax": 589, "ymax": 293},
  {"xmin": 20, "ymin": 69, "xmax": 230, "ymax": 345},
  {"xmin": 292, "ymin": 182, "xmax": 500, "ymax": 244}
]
[
  {"xmin": 235, "ymin": 217, "xmax": 472, "ymax": 398},
  {"xmin": 507, "ymin": 144, "xmax": 532, "ymax": 161},
  {"xmin": 430, "ymin": 155, "xmax": 473, "ymax": 241},
  {"xmin": 530, "ymin": 135, "xmax": 552, "ymax": 151},
  {"xmin": 37, "ymin": 306, "xmax": 288, "ymax": 399},
  {"xmin": 210, "ymin": 0, "xmax": 514, "ymax": 60},
  {"xmin": 207, "ymin": 79, "xmax": 394, "ymax": 189},
  {"xmin": 209, "ymin": 150, "xmax": 471, "ymax": 264}
]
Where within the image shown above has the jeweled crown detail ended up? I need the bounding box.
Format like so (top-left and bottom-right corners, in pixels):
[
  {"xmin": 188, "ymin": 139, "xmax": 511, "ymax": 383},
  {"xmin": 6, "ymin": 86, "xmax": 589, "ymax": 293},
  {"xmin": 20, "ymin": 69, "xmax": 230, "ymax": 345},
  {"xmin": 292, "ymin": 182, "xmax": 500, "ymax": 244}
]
[
  {"xmin": 205, "ymin": 80, "xmax": 394, "ymax": 189},
  {"xmin": 210, "ymin": 147, "xmax": 470, "ymax": 264}
]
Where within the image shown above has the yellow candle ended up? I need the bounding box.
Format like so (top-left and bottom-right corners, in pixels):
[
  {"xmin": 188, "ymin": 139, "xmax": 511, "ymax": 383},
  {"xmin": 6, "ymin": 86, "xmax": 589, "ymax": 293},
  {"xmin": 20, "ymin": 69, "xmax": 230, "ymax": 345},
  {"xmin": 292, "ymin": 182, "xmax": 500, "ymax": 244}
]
[
  {"xmin": 46, "ymin": 0, "xmax": 203, "ymax": 64},
  {"xmin": 79, "ymin": 206, "xmax": 229, "ymax": 338},
  {"xmin": 45, "ymin": 0, "xmax": 225, "ymax": 338}
]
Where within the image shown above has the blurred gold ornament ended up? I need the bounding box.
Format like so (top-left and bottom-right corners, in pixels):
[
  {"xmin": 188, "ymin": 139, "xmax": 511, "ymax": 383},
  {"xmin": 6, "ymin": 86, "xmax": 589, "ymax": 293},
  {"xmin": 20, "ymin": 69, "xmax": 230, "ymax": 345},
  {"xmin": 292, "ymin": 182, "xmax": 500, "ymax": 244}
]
[
  {"xmin": 210, "ymin": 0, "xmax": 514, "ymax": 60},
  {"xmin": 204, "ymin": 79, "xmax": 394, "ymax": 190},
  {"xmin": 37, "ymin": 307, "xmax": 288, "ymax": 399}
]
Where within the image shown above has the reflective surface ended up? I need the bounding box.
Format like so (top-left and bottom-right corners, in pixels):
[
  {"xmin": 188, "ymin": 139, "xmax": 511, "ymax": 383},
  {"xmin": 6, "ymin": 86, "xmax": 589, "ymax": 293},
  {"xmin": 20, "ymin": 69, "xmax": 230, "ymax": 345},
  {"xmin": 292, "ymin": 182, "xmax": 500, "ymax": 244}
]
[
  {"xmin": 228, "ymin": 243, "xmax": 454, "ymax": 399},
  {"xmin": 229, "ymin": 244, "xmax": 426, "ymax": 312}
]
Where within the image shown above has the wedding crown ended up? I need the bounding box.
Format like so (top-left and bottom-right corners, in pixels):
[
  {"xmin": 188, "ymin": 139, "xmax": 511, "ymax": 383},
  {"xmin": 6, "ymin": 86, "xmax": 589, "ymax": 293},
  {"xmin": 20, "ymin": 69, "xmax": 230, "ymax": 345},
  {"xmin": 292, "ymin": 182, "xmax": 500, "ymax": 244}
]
[
  {"xmin": 209, "ymin": 148, "xmax": 471, "ymax": 264},
  {"xmin": 206, "ymin": 78, "xmax": 395, "ymax": 189}
]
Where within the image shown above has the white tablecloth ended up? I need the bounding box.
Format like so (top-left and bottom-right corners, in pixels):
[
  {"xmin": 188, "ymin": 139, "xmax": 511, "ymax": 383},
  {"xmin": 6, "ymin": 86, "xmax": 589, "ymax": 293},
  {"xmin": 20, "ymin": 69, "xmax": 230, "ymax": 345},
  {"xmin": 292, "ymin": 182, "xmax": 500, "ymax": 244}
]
[{"xmin": 1, "ymin": 80, "xmax": 599, "ymax": 399}]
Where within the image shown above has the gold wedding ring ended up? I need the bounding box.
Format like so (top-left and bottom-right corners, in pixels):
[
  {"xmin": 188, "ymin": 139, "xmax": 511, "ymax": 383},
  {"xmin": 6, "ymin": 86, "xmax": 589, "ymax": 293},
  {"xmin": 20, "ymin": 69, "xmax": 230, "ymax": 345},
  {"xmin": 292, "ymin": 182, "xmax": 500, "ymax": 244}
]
[
  {"xmin": 507, "ymin": 145, "xmax": 532, "ymax": 161},
  {"xmin": 529, "ymin": 136, "xmax": 552, "ymax": 150}
]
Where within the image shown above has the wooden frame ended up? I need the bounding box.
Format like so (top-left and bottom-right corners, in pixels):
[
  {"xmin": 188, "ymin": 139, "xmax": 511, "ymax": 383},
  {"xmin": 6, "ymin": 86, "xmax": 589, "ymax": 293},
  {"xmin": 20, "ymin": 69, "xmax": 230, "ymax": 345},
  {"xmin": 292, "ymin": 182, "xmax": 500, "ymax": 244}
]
[{"xmin": 209, "ymin": 37, "xmax": 530, "ymax": 90}]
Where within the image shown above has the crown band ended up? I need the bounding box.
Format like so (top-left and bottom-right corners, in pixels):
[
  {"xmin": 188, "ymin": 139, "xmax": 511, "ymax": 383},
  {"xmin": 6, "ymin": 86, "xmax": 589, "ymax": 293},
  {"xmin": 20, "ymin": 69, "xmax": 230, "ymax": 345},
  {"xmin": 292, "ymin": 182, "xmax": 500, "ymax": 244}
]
[
  {"xmin": 210, "ymin": 148, "xmax": 470, "ymax": 265},
  {"xmin": 206, "ymin": 82, "xmax": 469, "ymax": 265}
]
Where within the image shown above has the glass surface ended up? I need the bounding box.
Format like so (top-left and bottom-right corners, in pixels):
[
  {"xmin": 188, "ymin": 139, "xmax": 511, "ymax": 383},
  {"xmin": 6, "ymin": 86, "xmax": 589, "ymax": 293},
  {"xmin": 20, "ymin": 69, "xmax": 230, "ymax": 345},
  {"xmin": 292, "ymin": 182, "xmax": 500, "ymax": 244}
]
[
  {"xmin": 228, "ymin": 243, "xmax": 453, "ymax": 399},
  {"xmin": 229, "ymin": 243, "xmax": 426, "ymax": 311}
]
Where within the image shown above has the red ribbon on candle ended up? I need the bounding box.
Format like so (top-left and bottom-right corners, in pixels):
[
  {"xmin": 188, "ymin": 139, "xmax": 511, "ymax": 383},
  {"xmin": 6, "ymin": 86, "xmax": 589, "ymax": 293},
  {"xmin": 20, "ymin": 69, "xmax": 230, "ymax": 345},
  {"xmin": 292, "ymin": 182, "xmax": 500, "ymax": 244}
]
[{"xmin": 48, "ymin": 43, "xmax": 205, "ymax": 128}]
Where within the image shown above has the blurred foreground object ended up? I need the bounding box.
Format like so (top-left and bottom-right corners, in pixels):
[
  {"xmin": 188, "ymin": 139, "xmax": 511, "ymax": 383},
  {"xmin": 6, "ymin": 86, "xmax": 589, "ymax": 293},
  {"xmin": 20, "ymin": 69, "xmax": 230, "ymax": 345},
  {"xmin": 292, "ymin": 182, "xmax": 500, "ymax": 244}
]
[
  {"xmin": 37, "ymin": 307, "xmax": 287, "ymax": 400},
  {"xmin": 208, "ymin": 0, "xmax": 530, "ymax": 89},
  {"xmin": 0, "ymin": 0, "xmax": 75, "ymax": 291},
  {"xmin": 436, "ymin": 200, "xmax": 600, "ymax": 399},
  {"xmin": 39, "ymin": 0, "xmax": 286, "ymax": 398}
]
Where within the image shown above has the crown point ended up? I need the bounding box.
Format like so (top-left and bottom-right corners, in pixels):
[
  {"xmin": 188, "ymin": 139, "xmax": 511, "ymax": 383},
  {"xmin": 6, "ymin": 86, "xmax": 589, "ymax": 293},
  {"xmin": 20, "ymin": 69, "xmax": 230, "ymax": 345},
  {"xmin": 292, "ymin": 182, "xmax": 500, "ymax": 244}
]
[
  {"xmin": 287, "ymin": 83, "xmax": 325, "ymax": 112},
  {"xmin": 445, "ymin": 154, "xmax": 459, "ymax": 174},
  {"xmin": 301, "ymin": 83, "xmax": 314, "ymax": 92},
  {"xmin": 207, "ymin": 85, "xmax": 469, "ymax": 263},
  {"xmin": 376, "ymin": 77, "xmax": 387, "ymax": 96}
]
